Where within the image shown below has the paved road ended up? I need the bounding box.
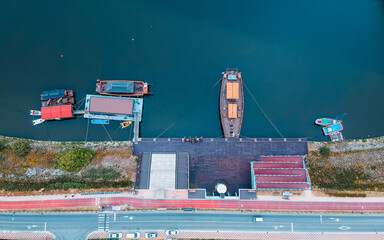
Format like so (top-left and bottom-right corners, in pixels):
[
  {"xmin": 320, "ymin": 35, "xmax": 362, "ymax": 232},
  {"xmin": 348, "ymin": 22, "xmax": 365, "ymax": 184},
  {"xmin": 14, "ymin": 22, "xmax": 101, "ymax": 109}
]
[{"xmin": 0, "ymin": 212, "xmax": 384, "ymax": 240}]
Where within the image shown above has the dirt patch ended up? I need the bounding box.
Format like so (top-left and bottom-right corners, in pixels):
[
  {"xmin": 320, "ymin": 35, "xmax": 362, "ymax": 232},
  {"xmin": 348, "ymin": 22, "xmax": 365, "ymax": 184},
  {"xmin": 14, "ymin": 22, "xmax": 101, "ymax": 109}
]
[
  {"xmin": 307, "ymin": 148, "xmax": 384, "ymax": 191},
  {"xmin": 311, "ymin": 188, "xmax": 384, "ymax": 197},
  {"xmin": 0, "ymin": 206, "xmax": 100, "ymax": 212},
  {"xmin": 0, "ymin": 186, "xmax": 134, "ymax": 196},
  {"xmin": 0, "ymin": 146, "xmax": 138, "ymax": 195},
  {"xmin": 88, "ymin": 150, "xmax": 136, "ymax": 182}
]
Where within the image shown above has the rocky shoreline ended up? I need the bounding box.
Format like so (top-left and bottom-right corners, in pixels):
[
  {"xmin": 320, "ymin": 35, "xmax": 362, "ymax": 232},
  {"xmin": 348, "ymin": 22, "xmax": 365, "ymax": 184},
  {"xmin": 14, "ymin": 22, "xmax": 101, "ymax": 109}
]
[
  {"xmin": 2, "ymin": 134, "xmax": 384, "ymax": 154},
  {"xmin": 0, "ymin": 135, "xmax": 133, "ymax": 152},
  {"xmin": 309, "ymin": 136, "xmax": 384, "ymax": 152}
]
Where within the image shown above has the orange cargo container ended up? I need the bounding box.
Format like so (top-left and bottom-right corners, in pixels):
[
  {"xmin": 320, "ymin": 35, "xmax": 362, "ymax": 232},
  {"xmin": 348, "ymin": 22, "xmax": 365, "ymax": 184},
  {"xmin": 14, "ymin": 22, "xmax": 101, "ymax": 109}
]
[
  {"xmin": 228, "ymin": 103, "xmax": 237, "ymax": 118},
  {"xmin": 226, "ymin": 82, "xmax": 239, "ymax": 99}
]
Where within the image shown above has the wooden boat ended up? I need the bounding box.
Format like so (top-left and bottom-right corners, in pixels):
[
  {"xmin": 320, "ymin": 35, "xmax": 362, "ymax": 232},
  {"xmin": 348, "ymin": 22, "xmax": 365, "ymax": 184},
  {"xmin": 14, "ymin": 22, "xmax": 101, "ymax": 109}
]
[
  {"xmin": 120, "ymin": 121, "xmax": 132, "ymax": 129},
  {"xmin": 91, "ymin": 119, "xmax": 110, "ymax": 125},
  {"xmin": 314, "ymin": 118, "xmax": 339, "ymax": 127},
  {"xmin": 314, "ymin": 113, "xmax": 346, "ymax": 127},
  {"xmin": 219, "ymin": 68, "xmax": 244, "ymax": 138},
  {"xmin": 30, "ymin": 110, "xmax": 41, "ymax": 116},
  {"xmin": 96, "ymin": 79, "xmax": 153, "ymax": 97},
  {"xmin": 32, "ymin": 118, "xmax": 45, "ymax": 125}
]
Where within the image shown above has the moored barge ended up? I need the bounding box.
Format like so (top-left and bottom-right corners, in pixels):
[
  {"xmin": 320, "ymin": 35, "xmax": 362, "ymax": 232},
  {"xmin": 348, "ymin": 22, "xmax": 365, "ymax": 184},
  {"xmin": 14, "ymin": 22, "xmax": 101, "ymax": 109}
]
[
  {"xmin": 96, "ymin": 79, "xmax": 152, "ymax": 97},
  {"xmin": 219, "ymin": 68, "xmax": 244, "ymax": 138},
  {"xmin": 41, "ymin": 89, "xmax": 75, "ymax": 107}
]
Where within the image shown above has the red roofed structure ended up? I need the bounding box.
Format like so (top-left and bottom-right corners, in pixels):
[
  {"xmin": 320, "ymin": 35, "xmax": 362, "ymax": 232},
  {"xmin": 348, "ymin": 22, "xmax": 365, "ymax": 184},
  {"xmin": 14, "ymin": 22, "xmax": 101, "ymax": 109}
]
[
  {"xmin": 41, "ymin": 105, "xmax": 73, "ymax": 120},
  {"xmin": 251, "ymin": 156, "xmax": 311, "ymax": 190}
]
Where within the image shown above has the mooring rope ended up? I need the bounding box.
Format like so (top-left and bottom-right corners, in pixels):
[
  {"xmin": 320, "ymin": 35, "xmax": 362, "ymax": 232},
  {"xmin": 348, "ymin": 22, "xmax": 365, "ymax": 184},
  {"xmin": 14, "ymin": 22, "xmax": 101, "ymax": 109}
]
[
  {"xmin": 156, "ymin": 77, "xmax": 223, "ymax": 138},
  {"xmin": 129, "ymin": 122, "xmax": 133, "ymax": 140},
  {"xmin": 102, "ymin": 124, "xmax": 113, "ymax": 141},
  {"xmin": 102, "ymin": 124, "xmax": 123, "ymax": 142},
  {"xmin": 85, "ymin": 118, "xmax": 90, "ymax": 142},
  {"xmin": 73, "ymin": 97, "xmax": 86, "ymax": 109},
  {"xmin": 243, "ymin": 81, "xmax": 285, "ymax": 138},
  {"xmin": 73, "ymin": 91, "xmax": 96, "ymax": 109}
]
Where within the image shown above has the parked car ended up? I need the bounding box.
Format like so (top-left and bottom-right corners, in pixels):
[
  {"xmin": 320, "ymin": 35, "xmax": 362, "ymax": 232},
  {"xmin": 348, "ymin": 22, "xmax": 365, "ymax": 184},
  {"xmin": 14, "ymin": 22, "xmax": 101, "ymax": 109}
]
[
  {"xmin": 109, "ymin": 232, "xmax": 123, "ymax": 238},
  {"xmin": 126, "ymin": 232, "xmax": 140, "ymax": 239},
  {"xmin": 253, "ymin": 216, "xmax": 264, "ymax": 222},
  {"xmin": 166, "ymin": 230, "xmax": 179, "ymax": 236},
  {"xmin": 145, "ymin": 232, "xmax": 157, "ymax": 238}
]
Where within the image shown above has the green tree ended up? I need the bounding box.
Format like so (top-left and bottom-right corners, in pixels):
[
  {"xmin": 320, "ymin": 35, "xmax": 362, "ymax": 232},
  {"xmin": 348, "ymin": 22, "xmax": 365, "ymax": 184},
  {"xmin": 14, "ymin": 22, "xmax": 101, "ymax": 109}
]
[
  {"xmin": 10, "ymin": 140, "xmax": 30, "ymax": 156},
  {"xmin": 54, "ymin": 148, "xmax": 95, "ymax": 172},
  {"xmin": 319, "ymin": 146, "xmax": 330, "ymax": 157}
]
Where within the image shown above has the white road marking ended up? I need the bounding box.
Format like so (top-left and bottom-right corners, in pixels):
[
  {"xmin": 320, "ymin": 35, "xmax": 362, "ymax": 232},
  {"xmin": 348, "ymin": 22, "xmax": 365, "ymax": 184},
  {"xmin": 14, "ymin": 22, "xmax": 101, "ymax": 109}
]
[
  {"xmin": 273, "ymin": 225, "xmax": 286, "ymax": 230},
  {"xmin": 26, "ymin": 225, "xmax": 38, "ymax": 229},
  {"xmin": 291, "ymin": 222, "xmax": 294, "ymax": 232},
  {"xmin": 114, "ymin": 212, "xmax": 116, "ymax": 222},
  {"xmin": 339, "ymin": 225, "xmax": 351, "ymax": 230},
  {"xmin": 320, "ymin": 215, "xmax": 322, "ymax": 224}
]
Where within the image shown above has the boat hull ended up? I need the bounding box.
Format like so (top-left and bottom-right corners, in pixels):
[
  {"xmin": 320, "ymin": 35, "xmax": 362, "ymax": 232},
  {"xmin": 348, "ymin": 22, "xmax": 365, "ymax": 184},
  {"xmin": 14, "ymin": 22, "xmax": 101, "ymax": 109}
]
[
  {"xmin": 314, "ymin": 118, "xmax": 339, "ymax": 127},
  {"xmin": 219, "ymin": 68, "xmax": 244, "ymax": 138}
]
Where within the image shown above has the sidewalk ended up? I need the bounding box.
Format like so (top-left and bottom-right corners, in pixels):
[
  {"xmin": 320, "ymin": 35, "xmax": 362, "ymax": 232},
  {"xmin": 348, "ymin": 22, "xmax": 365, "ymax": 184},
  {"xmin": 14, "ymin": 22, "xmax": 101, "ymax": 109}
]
[{"xmin": 1, "ymin": 190, "xmax": 384, "ymax": 211}]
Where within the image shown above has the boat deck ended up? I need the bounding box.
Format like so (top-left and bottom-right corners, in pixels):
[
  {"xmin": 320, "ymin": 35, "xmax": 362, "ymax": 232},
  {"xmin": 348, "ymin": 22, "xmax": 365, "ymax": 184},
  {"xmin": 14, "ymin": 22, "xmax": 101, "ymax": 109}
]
[{"xmin": 219, "ymin": 69, "xmax": 244, "ymax": 138}]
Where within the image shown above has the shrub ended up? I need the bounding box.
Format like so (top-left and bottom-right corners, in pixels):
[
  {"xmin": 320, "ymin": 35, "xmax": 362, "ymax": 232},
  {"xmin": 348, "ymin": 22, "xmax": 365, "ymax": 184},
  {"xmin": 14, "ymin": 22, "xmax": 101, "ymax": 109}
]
[
  {"xmin": 10, "ymin": 140, "xmax": 30, "ymax": 156},
  {"xmin": 0, "ymin": 139, "xmax": 7, "ymax": 151},
  {"xmin": 0, "ymin": 153, "xmax": 5, "ymax": 164},
  {"xmin": 54, "ymin": 148, "xmax": 95, "ymax": 172},
  {"xmin": 319, "ymin": 146, "xmax": 330, "ymax": 157},
  {"xmin": 85, "ymin": 168, "xmax": 121, "ymax": 181}
]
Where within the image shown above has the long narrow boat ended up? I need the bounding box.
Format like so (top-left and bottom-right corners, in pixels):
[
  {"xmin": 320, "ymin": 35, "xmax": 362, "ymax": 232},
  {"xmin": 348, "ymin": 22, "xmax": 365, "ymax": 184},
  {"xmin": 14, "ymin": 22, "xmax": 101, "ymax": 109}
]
[
  {"xmin": 219, "ymin": 68, "xmax": 244, "ymax": 138},
  {"xmin": 91, "ymin": 119, "xmax": 110, "ymax": 125},
  {"xmin": 96, "ymin": 79, "xmax": 153, "ymax": 97}
]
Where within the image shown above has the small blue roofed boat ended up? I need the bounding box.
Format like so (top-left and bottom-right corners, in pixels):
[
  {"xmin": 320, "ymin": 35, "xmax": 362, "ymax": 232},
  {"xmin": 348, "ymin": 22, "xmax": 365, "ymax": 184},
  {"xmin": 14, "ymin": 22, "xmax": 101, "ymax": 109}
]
[
  {"xmin": 91, "ymin": 119, "xmax": 110, "ymax": 125},
  {"xmin": 322, "ymin": 122, "xmax": 343, "ymax": 136}
]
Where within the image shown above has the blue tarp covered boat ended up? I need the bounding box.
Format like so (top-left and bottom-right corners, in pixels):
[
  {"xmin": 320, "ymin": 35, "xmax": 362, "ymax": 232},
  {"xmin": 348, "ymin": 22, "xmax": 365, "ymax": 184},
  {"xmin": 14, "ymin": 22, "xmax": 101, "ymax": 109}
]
[{"xmin": 41, "ymin": 89, "xmax": 65, "ymax": 100}]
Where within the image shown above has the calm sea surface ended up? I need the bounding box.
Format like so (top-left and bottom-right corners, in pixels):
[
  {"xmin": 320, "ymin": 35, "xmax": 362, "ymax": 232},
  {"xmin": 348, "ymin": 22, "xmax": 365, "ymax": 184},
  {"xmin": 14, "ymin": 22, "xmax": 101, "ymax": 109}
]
[{"xmin": 1, "ymin": 0, "xmax": 384, "ymax": 141}]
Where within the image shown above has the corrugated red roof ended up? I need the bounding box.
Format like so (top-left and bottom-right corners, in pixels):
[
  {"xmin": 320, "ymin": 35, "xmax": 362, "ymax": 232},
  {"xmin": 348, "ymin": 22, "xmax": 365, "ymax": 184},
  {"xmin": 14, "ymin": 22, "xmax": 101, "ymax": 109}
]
[
  {"xmin": 41, "ymin": 105, "xmax": 73, "ymax": 120},
  {"xmin": 89, "ymin": 96, "xmax": 133, "ymax": 115}
]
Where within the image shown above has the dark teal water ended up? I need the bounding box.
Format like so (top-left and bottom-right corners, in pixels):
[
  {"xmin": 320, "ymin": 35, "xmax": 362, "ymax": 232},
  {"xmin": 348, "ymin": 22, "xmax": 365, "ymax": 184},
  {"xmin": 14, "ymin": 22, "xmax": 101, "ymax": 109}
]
[{"xmin": 1, "ymin": 0, "xmax": 384, "ymax": 141}]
